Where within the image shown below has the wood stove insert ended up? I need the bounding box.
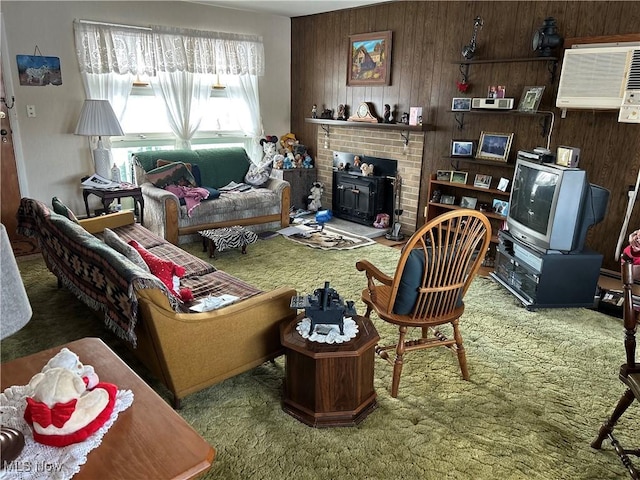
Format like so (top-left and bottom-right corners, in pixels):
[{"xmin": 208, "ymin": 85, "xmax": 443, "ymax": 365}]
[{"xmin": 332, "ymin": 152, "xmax": 396, "ymax": 227}]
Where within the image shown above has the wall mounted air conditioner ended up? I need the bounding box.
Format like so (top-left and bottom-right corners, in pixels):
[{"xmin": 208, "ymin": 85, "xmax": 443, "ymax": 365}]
[{"xmin": 556, "ymin": 45, "xmax": 640, "ymax": 115}]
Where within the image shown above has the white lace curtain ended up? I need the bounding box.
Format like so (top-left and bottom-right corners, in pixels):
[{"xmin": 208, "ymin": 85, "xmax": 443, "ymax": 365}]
[{"xmin": 73, "ymin": 20, "xmax": 265, "ymax": 153}]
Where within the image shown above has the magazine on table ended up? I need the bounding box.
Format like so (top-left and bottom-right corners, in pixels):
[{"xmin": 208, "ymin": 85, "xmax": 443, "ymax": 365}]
[{"xmin": 81, "ymin": 174, "xmax": 122, "ymax": 190}]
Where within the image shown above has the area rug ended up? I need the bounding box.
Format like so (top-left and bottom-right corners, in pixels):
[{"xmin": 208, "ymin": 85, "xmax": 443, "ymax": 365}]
[{"xmin": 283, "ymin": 224, "xmax": 376, "ymax": 250}]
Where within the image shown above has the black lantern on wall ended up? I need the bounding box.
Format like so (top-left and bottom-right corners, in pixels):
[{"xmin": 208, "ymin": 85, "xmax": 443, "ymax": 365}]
[{"xmin": 532, "ymin": 17, "xmax": 563, "ymax": 57}]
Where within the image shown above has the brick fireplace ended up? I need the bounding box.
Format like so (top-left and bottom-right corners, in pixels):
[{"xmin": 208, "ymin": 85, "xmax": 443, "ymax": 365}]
[{"xmin": 313, "ymin": 125, "xmax": 425, "ymax": 236}]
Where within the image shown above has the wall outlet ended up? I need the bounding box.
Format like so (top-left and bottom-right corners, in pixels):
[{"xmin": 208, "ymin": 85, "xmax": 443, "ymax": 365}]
[{"xmin": 26, "ymin": 105, "xmax": 36, "ymax": 118}]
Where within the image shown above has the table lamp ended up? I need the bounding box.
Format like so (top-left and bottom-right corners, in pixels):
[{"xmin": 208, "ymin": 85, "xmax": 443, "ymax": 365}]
[
  {"xmin": 0, "ymin": 223, "xmax": 33, "ymax": 466},
  {"xmin": 74, "ymin": 99, "xmax": 124, "ymax": 179}
]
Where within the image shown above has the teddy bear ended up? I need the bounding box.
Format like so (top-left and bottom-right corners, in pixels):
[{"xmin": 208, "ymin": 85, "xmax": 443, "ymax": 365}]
[
  {"xmin": 360, "ymin": 163, "xmax": 375, "ymax": 176},
  {"xmin": 42, "ymin": 347, "xmax": 99, "ymax": 389},
  {"xmin": 308, "ymin": 182, "xmax": 324, "ymax": 212},
  {"xmin": 24, "ymin": 366, "xmax": 118, "ymax": 447}
]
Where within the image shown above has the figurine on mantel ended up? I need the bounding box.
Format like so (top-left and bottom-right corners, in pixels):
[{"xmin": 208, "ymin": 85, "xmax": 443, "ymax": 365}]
[
  {"xmin": 383, "ymin": 104, "xmax": 393, "ymax": 124},
  {"xmin": 311, "ymin": 104, "xmax": 317, "ymax": 118},
  {"xmin": 337, "ymin": 104, "xmax": 347, "ymax": 121}
]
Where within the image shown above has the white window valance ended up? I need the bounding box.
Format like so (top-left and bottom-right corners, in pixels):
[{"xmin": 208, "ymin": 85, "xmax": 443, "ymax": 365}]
[{"xmin": 74, "ymin": 20, "xmax": 265, "ymax": 76}]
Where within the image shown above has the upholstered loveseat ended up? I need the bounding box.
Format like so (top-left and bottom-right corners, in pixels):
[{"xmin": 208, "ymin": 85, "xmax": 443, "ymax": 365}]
[
  {"xmin": 134, "ymin": 148, "xmax": 290, "ymax": 245},
  {"xmin": 17, "ymin": 197, "xmax": 297, "ymax": 408}
]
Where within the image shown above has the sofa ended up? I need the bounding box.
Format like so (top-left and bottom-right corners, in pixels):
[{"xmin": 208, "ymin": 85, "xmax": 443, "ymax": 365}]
[
  {"xmin": 133, "ymin": 148, "xmax": 290, "ymax": 245},
  {"xmin": 17, "ymin": 197, "xmax": 297, "ymax": 408}
]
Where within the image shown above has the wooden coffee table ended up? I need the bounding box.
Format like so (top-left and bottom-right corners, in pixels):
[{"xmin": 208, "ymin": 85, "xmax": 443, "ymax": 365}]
[
  {"xmin": 280, "ymin": 314, "xmax": 380, "ymax": 427},
  {"xmin": 0, "ymin": 338, "xmax": 215, "ymax": 479}
]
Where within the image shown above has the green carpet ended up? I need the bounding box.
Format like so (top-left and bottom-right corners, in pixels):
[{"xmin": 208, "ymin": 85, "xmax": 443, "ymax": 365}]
[{"xmin": 3, "ymin": 236, "xmax": 637, "ymax": 479}]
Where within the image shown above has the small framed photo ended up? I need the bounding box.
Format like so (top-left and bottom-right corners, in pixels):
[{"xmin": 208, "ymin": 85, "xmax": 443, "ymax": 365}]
[
  {"xmin": 493, "ymin": 199, "xmax": 510, "ymax": 216},
  {"xmin": 476, "ymin": 131, "xmax": 514, "ymax": 163},
  {"xmin": 436, "ymin": 170, "xmax": 453, "ymax": 182},
  {"xmin": 518, "ymin": 85, "xmax": 545, "ymax": 113},
  {"xmin": 497, "ymin": 177, "xmax": 510, "ymax": 192},
  {"xmin": 451, "ymin": 97, "xmax": 472, "ymax": 111},
  {"xmin": 451, "ymin": 140, "xmax": 475, "ymax": 158},
  {"xmin": 460, "ymin": 196, "xmax": 477, "ymax": 209},
  {"xmin": 473, "ymin": 174, "xmax": 492, "ymax": 189},
  {"xmin": 451, "ymin": 171, "xmax": 468, "ymax": 184},
  {"xmin": 440, "ymin": 194, "xmax": 456, "ymax": 205}
]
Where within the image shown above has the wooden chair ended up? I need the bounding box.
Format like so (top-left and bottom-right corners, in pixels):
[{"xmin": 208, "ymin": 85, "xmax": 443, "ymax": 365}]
[
  {"xmin": 356, "ymin": 209, "xmax": 491, "ymax": 397},
  {"xmin": 591, "ymin": 254, "xmax": 640, "ymax": 479}
]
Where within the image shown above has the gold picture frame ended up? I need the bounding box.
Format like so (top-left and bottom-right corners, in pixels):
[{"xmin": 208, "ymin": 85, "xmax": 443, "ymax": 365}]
[
  {"xmin": 476, "ymin": 132, "xmax": 514, "ymax": 163},
  {"xmin": 347, "ymin": 31, "xmax": 392, "ymax": 86}
]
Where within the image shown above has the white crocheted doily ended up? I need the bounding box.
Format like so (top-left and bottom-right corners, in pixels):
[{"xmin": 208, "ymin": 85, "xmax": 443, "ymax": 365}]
[
  {"xmin": 296, "ymin": 316, "xmax": 358, "ymax": 343},
  {"xmin": 0, "ymin": 384, "xmax": 134, "ymax": 480}
]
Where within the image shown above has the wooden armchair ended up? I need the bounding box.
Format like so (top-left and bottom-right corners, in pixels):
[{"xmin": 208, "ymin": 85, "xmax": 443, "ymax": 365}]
[
  {"xmin": 591, "ymin": 254, "xmax": 640, "ymax": 479},
  {"xmin": 356, "ymin": 209, "xmax": 491, "ymax": 397}
]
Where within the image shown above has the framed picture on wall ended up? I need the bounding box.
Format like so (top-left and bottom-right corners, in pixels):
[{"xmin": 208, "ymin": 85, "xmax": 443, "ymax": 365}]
[
  {"xmin": 451, "ymin": 140, "xmax": 475, "ymax": 158},
  {"xmin": 518, "ymin": 86, "xmax": 545, "ymax": 113},
  {"xmin": 476, "ymin": 132, "xmax": 514, "ymax": 162},
  {"xmin": 347, "ymin": 31, "xmax": 392, "ymax": 86}
]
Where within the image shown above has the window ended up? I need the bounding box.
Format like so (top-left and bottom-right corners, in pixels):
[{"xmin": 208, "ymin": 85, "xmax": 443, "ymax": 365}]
[{"xmin": 112, "ymin": 75, "xmax": 246, "ymax": 182}]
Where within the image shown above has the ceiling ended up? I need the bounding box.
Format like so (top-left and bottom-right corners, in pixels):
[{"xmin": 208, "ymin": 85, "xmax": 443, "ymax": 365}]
[{"xmin": 188, "ymin": 0, "xmax": 393, "ymax": 18}]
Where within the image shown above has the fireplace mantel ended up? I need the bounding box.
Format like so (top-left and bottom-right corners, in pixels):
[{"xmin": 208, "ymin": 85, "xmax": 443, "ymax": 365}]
[{"xmin": 305, "ymin": 118, "xmax": 433, "ymax": 132}]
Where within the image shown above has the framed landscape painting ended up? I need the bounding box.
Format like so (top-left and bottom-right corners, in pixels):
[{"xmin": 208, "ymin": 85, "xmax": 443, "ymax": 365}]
[{"xmin": 347, "ymin": 31, "xmax": 392, "ymax": 86}]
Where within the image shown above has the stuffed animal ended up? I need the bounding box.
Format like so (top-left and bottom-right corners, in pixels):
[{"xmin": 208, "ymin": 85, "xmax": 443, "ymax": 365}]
[
  {"xmin": 42, "ymin": 347, "xmax": 99, "ymax": 389},
  {"xmin": 374, "ymin": 213, "xmax": 390, "ymax": 229},
  {"xmin": 280, "ymin": 133, "xmax": 298, "ymax": 152},
  {"xmin": 308, "ymin": 182, "xmax": 324, "ymax": 212},
  {"xmin": 282, "ymin": 156, "xmax": 294, "ymax": 169},
  {"xmin": 24, "ymin": 366, "xmax": 117, "ymax": 447},
  {"xmin": 360, "ymin": 163, "xmax": 375, "ymax": 176},
  {"xmin": 302, "ymin": 153, "xmax": 314, "ymax": 168}
]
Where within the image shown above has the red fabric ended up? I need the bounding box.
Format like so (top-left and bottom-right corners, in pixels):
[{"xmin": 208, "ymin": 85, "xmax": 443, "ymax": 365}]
[
  {"xmin": 129, "ymin": 240, "xmax": 193, "ymax": 301},
  {"xmin": 24, "ymin": 382, "xmax": 118, "ymax": 448},
  {"xmin": 623, "ymin": 245, "xmax": 640, "ymax": 265},
  {"xmin": 25, "ymin": 398, "xmax": 77, "ymax": 428}
]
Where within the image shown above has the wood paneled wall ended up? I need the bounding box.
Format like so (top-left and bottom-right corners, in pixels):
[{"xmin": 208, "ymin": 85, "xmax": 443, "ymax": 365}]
[{"xmin": 291, "ymin": 1, "xmax": 640, "ymax": 271}]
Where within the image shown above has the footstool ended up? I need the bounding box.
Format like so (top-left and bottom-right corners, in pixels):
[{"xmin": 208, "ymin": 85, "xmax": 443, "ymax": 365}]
[{"xmin": 199, "ymin": 226, "xmax": 258, "ymax": 258}]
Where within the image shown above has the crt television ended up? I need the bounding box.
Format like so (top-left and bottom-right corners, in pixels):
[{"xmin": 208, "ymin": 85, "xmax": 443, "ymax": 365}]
[{"xmin": 506, "ymin": 158, "xmax": 609, "ymax": 253}]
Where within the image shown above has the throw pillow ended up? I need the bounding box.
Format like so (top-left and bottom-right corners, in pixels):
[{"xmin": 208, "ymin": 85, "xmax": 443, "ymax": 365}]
[
  {"xmin": 103, "ymin": 228, "xmax": 151, "ymax": 273},
  {"xmin": 51, "ymin": 197, "xmax": 79, "ymax": 223},
  {"xmin": 145, "ymin": 162, "xmax": 197, "ymax": 189},
  {"xmin": 128, "ymin": 240, "xmax": 193, "ymax": 301},
  {"xmin": 244, "ymin": 159, "xmax": 273, "ymax": 187}
]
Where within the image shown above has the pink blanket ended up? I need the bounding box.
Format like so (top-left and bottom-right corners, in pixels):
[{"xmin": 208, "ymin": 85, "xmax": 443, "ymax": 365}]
[{"xmin": 164, "ymin": 185, "xmax": 210, "ymax": 217}]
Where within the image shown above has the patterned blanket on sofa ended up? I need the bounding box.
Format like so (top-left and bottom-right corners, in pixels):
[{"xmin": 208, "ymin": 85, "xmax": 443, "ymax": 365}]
[{"xmin": 17, "ymin": 198, "xmax": 168, "ymax": 346}]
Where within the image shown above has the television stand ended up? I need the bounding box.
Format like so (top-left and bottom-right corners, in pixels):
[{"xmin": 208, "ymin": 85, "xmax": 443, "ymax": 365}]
[{"xmin": 490, "ymin": 230, "xmax": 603, "ymax": 310}]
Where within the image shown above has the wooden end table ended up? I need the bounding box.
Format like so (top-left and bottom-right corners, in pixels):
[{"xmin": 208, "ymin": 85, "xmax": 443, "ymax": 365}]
[
  {"xmin": 1, "ymin": 338, "xmax": 215, "ymax": 479},
  {"xmin": 83, "ymin": 186, "xmax": 144, "ymax": 224},
  {"xmin": 280, "ymin": 314, "xmax": 380, "ymax": 427}
]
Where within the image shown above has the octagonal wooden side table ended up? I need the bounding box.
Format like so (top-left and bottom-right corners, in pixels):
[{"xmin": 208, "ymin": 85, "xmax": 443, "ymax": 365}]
[{"xmin": 280, "ymin": 313, "xmax": 380, "ymax": 427}]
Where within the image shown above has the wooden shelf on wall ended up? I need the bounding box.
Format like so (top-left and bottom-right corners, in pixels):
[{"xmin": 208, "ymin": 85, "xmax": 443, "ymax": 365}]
[
  {"xmin": 305, "ymin": 118, "xmax": 433, "ymax": 132},
  {"xmin": 443, "ymin": 156, "xmax": 516, "ymax": 170}
]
